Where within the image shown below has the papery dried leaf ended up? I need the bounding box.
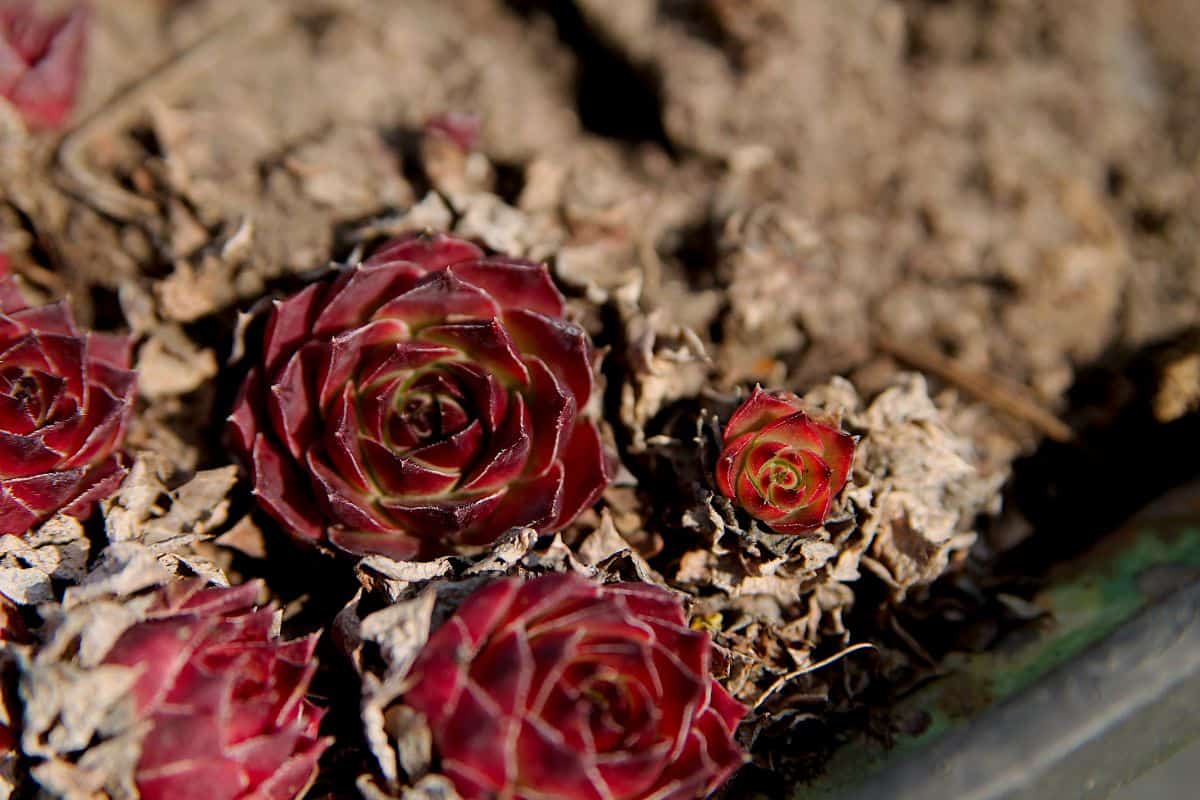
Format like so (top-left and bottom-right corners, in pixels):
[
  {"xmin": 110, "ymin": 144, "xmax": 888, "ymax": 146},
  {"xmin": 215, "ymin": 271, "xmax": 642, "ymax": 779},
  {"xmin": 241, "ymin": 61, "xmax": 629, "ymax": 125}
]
[
  {"xmin": 805, "ymin": 375, "xmax": 1005, "ymax": 598},
  {"xmin": 337, "ymin": 590, "xmax": 437, "ymax": 787},
  {"xmin": 0, "ymin": 594, "xmax": 25, "ymax": 800},
  {"xmin": 104, "ymin": 456, "xmax": 238, "ymax": 552},
  {"xmin": 0, "ymin": 515, "xmax": 88, "ymax": 605},
  {"xmin": 135, "ymin": 325, "xmax": 218, "ymax": 399},
  {"xmin": 358, "ymin": 773, "xmax": 463, "ymax": 800}
]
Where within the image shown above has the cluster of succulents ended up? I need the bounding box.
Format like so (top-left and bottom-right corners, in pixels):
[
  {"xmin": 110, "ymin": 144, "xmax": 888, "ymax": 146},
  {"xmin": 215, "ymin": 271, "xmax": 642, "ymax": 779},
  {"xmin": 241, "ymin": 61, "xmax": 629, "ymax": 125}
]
[
  {"xmin": 1, "ymin": 217, "xmax": 860, "ymax": 798},
  {"xmin": 0, "ymin": 4, "xmax": 877, "ymax": 799}
]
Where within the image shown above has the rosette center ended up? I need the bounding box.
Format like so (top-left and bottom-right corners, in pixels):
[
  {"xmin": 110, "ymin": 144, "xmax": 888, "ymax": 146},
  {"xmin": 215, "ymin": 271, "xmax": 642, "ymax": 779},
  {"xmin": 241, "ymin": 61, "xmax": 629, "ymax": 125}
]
[
  {"xmin": 762, "ymin": 456, "xmax": 803, "ymax": 491},
  {"xmin": 580, "ymin": 674, "xmax": 652, "ymax": 751},
  {"xmin": 386, "ymin": 370, "xmax": 475, "ymax": 449},
  {"xmin": 1, "ymin": 367, "xmax": 61, "ymax": 428}
]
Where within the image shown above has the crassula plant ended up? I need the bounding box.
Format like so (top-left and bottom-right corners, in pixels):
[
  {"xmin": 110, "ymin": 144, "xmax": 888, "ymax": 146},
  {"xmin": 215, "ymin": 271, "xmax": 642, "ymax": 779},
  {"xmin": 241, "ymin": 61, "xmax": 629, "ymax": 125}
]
[
  {"xmin": 716, "ymin": 386, "xmax": 855, "ymax": 533},
  {"xmin": 98, "ymin": 579, "xmax": 329, "ymax": 800},
  {"xmin": 402, "ymin": 573, "xmax": 747, "ymax": 800},
  {"xmin": 0, "ymin": 1, "xmax": 88, "ymax": 129},
  {"xmin": 229, "ymin": 232, "xmax": 611, "ymax": 560},
  {"xmin": 0, "ymin": 257, "xmax": 135, "ymax": 536}
]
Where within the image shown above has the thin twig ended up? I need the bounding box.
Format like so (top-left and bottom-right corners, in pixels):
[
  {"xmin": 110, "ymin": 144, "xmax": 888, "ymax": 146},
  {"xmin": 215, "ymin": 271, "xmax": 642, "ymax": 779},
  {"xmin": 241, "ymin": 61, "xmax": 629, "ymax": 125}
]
[
  {"xmin": 56, "ymin": 6, "xmax": 286, "ymax": 221},
  {"xmin": 889, "ymin": 614, "xmax": 936, "ymax": 667},
  {"xmin": 876, "ymin": 335, "xmax": 1075, "ymax": 443},
  {"xmin": 752, "ymin": 642, "xmax": 876, "ymax": 711}
]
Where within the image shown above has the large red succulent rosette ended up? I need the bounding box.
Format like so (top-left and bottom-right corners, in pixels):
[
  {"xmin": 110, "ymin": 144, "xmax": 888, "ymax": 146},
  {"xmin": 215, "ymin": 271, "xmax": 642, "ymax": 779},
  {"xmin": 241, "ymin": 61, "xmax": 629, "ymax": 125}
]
[
  {"xmin": 0, "ymin": 257, "xmax": 135, "ymax": 536},
  {"xmin": 102, "ymin": 580, "xmax": 329, "ymax": 800},
  {"xmin": 716, "ymin": 387, "xmax": 855, "ymax": 534},
  {"xmin": 402, "ymin": 574, "xmax": 747, "ymax": 800},
  {"xmin": 229, "ymin": 232, "xmax": 612, "ymax": 560}
]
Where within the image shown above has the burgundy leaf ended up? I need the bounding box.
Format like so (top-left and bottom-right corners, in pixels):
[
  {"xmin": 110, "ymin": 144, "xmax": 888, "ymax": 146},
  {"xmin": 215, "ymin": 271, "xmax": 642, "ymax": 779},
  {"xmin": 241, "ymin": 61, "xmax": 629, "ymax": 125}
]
[
  {"xmin": 459, "ymin": 392, "xmax": 531, "ymax": 493},
  {"xmin": 722, "ymin": 385, "xmax": 803, "ymax": 442},
  {"xmin": 316, "ymin": 318, "xmax": 408, "ymax": 410},
  {"xmin": 250, "ymin": 436, "xmax": 325, "ymax": 542},
  {"xmin": 455, "ymin": 462, "xmax": 564, "ymax": 547},
  {"xmin": 503, "ymin": 309, "xmax": 593, "ymax": 404},
  {"xmin": 264, "ymin": 284, "xmax": 323, "ymax": 377},
  {"xmin": 361, "ymin": 438, "xmax": 459, "ymax": 497},
  {"xmin": 380, "ymin": 488, "xmax": 507, "ymax": 542},
  {"xmin": 422, "ymin": 318, "xmax": 531, "ymax": 387},
  {"xmin": 311, "ymin": 262, "xmax": 424, "ymax": 337},
  {"xmin": 376, "ymin": 269, "xmax": 499, "ymax": 329},
  {"xmin": 523, "ymin": 356, "xmax": 574, "ymax": 479},
  {"xmin": 327, "ymin": 528, "xmax": 424, "ymax": 562},
  {"xmin": 322, "ymin": 382, "xmax": 374, "ymax": 492},
  {"xmin": 449, "ymin": 258, "xmax": 566, "ymax": 318},
  {"xmin": 0, "ymin": 255, "xmax": 24, "ymax": 313},
  {"xmin": 550, "ymin": 420, "xmax": 611, "ymax": 531},
  {"xmin": 408, "ymin": 418, "xmax": 484, "ymax": 470},
  {"xmin": 0, "ymin": 485, "xmax": 37, "ymax": 535},
  {"xmin": 365, "ymin": 231, "xmax": 484, "ymax": 271}
]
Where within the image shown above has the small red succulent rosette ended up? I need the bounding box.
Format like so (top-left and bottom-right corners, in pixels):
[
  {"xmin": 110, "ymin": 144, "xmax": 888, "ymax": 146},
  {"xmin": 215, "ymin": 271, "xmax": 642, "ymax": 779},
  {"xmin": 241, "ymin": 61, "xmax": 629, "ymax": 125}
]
[
  {"xmin": 0, "ymin": 1, "xmax": 88, "ymax": 130},
  {"xmin": 716, "ymin": 386, "xmax": 855, "ymax": 534},
  {"xmin": 102, "ymin": 580, "xmax": 329, "ymax": 800},
  {"xmin": 0, "ymin": 258, "xmax": 135, "ymax": 536},
  {"xmin": 229, "ymin": 232, "xmax": 612, "ymax": 561},
  {"xmin": 403, "ymin": 574, "xmax": 748, "ymax": 800}
]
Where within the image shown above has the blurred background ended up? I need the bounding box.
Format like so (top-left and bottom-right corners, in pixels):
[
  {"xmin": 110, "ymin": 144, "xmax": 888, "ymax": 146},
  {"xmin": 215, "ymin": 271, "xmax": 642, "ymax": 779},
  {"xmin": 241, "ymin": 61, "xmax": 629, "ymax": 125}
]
[{"xmin": 4, "ymin": 1, "xmax": 1200, "ymax": 797}]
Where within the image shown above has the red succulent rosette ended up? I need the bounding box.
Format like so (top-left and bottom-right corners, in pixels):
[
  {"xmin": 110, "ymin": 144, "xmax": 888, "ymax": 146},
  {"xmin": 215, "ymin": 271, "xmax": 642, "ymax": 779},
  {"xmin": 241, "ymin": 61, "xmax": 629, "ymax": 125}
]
[
  {"xmin": 403, "ymin": 574, "xmax": 747, "ymax": 800},
  {"xmin": 0, "ymin": 258, "xmax": 135, "ymax": 536},
  {"xmin": 229, "ymin": 232, "xmax": 612, "ymax": 560},
  {"xmin": 102, "ymin": 580, "xmax": 329, "ymax": 800},
  {"xmin": 716, "ymin": 386, "xmax": 855, "ymax": 534},
  {"xmin": 0, "ymin": 1, "xmax": 88, "ymax": 130}
]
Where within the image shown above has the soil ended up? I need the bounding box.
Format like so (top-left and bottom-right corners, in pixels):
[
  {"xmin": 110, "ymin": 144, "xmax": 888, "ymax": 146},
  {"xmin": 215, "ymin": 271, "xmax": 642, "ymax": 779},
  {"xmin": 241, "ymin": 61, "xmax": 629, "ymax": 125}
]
[{"xmin": 3, "ymin": 0, "xmax": 1200, "ymax": 797}]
